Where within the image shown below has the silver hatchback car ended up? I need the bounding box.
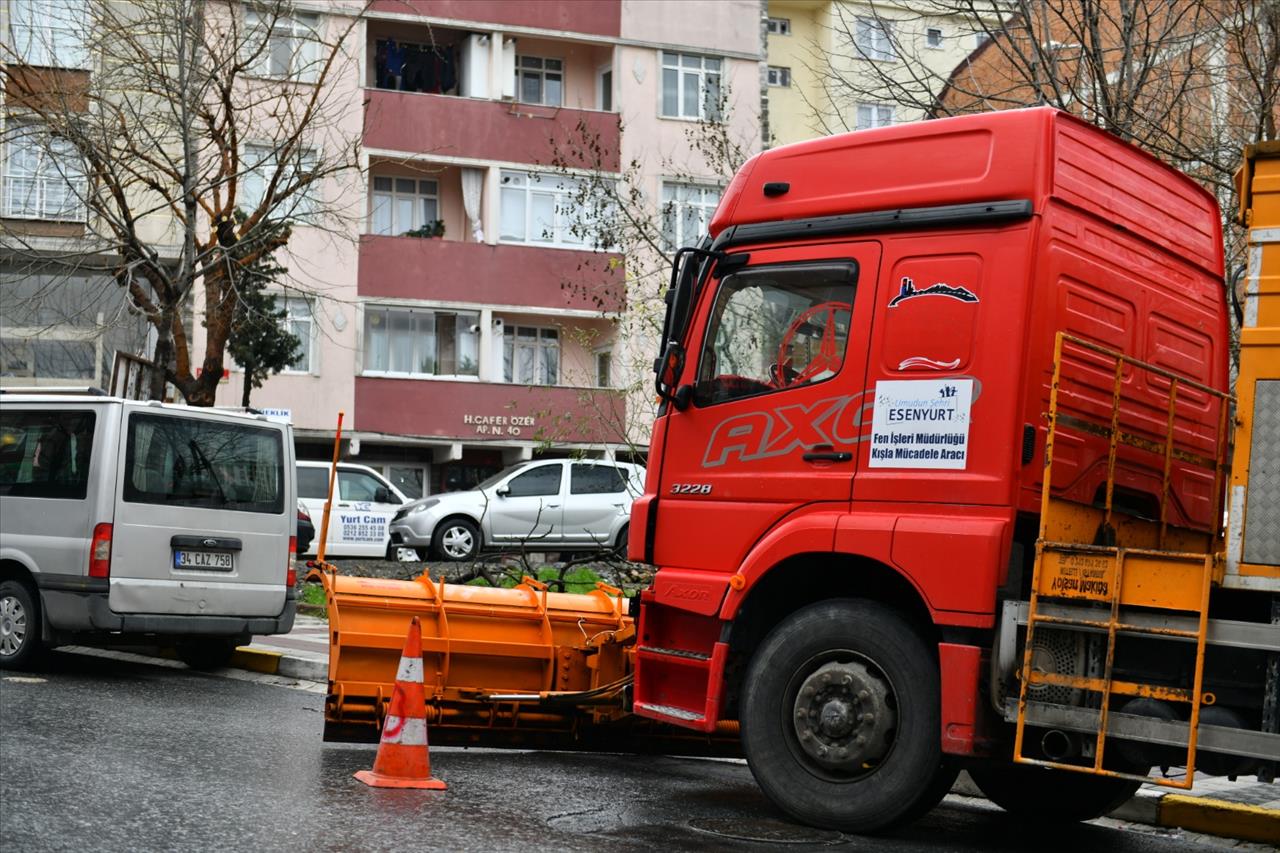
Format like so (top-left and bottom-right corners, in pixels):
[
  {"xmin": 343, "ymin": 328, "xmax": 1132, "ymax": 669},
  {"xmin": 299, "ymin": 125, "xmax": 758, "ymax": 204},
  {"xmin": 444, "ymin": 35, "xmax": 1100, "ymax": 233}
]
[{"xmin": 388, "ymin": 459, "xmax": 644, "ymax": 561}]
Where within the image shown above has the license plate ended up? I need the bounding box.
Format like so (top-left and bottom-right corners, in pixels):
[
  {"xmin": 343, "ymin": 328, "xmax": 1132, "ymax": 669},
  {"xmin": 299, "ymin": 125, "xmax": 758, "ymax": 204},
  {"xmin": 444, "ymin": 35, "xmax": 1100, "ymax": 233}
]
[{"xmin": 174, "ymin": 550, "xmax": 233, "ymax": 571}]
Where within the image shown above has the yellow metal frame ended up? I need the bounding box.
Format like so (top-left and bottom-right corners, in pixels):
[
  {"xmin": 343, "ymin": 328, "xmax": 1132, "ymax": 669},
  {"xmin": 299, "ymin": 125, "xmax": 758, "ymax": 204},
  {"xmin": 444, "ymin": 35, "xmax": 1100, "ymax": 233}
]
[{"xmin": 1015, "ymin": 332, "xmax": 1232, "ymax": 787}]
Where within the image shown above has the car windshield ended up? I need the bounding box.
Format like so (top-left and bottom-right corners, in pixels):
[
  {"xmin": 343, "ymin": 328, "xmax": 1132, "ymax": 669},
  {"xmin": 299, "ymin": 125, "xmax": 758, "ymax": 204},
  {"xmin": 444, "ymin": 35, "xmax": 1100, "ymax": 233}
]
[{"xmin": 474, "ymin": 463, "xmax": 529, "ymax": 492}]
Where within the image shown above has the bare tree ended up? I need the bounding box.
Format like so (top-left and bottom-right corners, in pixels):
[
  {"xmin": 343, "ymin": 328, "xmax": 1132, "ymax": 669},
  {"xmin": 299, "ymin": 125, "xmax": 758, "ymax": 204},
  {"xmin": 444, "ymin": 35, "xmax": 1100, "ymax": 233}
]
[
  {"xmin": 1, "ymin": 0, "xmax": 365, "ymax": 402},
  {"xmin": 539, "ymin": 89, "xmax": 758, "ymax": 451}
]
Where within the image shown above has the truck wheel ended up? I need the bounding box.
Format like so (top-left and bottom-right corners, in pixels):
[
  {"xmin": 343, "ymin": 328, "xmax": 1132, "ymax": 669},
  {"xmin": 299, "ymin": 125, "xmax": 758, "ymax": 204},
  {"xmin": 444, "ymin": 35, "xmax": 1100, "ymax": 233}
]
[
  {"xmin": 740, "ymin": 598, "xmax": 954, "ymax": 833},
  {"xmin": 968, "ymin": 763, "xmax": 1140, "ymax": 822},
  {"xmin": 176, "ymin": 638, "xmax": 238, "ymax": 671},
  {"xmin": 0, "ymin": 580, "xmax": 43, "ymax": 670},
  {"xmin": 433, "ymin": 518, "xmax": 480, "ymax": 561}
]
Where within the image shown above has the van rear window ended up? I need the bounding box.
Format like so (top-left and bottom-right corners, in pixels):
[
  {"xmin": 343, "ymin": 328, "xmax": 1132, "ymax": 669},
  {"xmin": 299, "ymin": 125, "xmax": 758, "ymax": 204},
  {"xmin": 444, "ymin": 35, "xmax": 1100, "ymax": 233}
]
[
  {"xmin": 124, "ymin": 414, "xmax": 284, "ymax": 514},
  {"xmin": 0, "ymin": 410, "xmax": 96, "ymax": 500}
]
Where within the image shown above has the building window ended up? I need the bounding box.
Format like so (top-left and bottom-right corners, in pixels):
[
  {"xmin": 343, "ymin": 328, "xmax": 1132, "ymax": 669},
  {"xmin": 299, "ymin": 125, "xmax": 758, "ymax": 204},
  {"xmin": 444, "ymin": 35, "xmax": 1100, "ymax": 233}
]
[
  {"xmin": 856, "ymin": 103, "xmax": 894, "ymax": 130},
  {"xmin": 2, "ymin": 125, "xmax": 86, "ymax": 222},
  {"xmin": 767, "ymin": 66, "xmax": 791, "ymax": 87},
  {"xmin": 597, "ymin": 66, "xmax": 613, "ymax": 111},
  {"xmin": 363, "ymin": 307, "xmax": 479, "ymax": 377},
  {"xmin": 503, "ymin": 326, "xmax": 559, "ymax": 386},
  {"xmin": 595, "ymin": 350, "xmax": 612, "ymax": 388},
  {"xmin": 975, "ymin": 31, "xmax": 992, "ymax": 49},
  {"xmin": 766, "ymin": 17, "xmax": 791, "ymax": 36},
  {"xmin": 283, "ymin": 297, "xmax": 314, "ymax": 373},
  {"xmin": 7, "ymin": 0, "xmax": 87, "ymax": 69},
  {"xmin": 926, "ymin": 27, "xmax": 944, "ymax": 48},
  {"xmin": 369, "ymin": 177, "xmax": 439, "ymax": 236},
  {"xmin": 662, "ymin": 182, "xmax": 721, "ymax": 250},
  {"xmin": 244, "ymin": 9, "xmax": 322, "ymax": 82},
  {"xmin": 241, "ymin": 144, "xmax": 318, "ymax": 220},
  {"xmin": 499, "ymin": 170, "xmax": 587, "ymax": 248},
  {"xmin": 661, "ymin": 51, "xmax": 722, "ymax": 121},
  {"xmin": 855, "ymin": 16, "xmax": 895, "ymax": 62},
  {"xmin": 0, "ymin": 337, "xmax": 96, "ymax": 380},
  {"xmin": 516, "ymin": 55, "xmax": 563, "ymax": 106}
]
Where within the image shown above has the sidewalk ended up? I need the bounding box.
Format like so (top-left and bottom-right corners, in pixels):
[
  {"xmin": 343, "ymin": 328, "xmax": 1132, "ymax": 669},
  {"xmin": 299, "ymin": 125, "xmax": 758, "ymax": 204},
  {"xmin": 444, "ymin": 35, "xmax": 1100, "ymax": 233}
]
[{"xmin": 240, "ymin": 615, "xmax": 1279, "ymax": 845}]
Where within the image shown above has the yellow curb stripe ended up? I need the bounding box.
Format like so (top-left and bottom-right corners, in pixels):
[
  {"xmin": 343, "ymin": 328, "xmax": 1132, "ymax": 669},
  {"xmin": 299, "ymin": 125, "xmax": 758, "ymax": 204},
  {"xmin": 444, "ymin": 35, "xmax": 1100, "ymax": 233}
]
[
  {"xmin": 1158, "ymin": 795, "xmax": 1280, "ymax": 844},
  {"xmin": 230, "ymin": 647, "xmax": 282, "ymax": 675}
]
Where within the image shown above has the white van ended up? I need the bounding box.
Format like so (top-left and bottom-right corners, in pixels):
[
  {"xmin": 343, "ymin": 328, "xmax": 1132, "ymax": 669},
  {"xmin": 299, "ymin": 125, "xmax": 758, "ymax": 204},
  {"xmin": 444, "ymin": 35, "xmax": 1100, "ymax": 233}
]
[
  {"xmin": 295, "ymin": 461, "xmax": 408, "ymax": 559},
  {"xmin": 0, "ymin": 394, "xmax": 297, "ymax": 670}
]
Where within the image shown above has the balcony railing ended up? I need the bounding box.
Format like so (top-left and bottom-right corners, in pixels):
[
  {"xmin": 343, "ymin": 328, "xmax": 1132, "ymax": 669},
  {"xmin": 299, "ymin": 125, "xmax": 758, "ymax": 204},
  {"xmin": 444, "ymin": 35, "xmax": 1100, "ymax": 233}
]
[
  {"xmin": 358, "ymin": 235, "xmax": 624, "ymax": 314},
  {"xmin": 367, "ymin": 1, "xmax": 621, "ymax": 39},
  {"xmin": 363, "ymin": 89, "xmax": 620, "ymax": 172},
  {"xmin": 355, "ymin": 376, "xmax": 627, "ymax": 445}
]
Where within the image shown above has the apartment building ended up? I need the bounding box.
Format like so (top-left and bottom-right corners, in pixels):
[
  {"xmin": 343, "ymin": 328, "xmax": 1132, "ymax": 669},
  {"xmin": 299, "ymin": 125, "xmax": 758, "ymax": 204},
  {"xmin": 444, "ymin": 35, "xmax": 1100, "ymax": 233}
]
[
  {"xmin": 1, "ymin": 1, "xmax": 763, "ymax": 502},
  {"xmin": 765, "ymin": 1, "xmax": 990, "ymax": 146}
]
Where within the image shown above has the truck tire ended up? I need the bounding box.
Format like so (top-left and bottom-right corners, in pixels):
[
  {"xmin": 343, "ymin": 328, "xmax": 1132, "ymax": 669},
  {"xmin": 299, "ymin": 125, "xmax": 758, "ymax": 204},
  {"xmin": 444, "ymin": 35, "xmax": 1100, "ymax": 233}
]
[
  {"xmin": 176, "ymin": 638, "xmax": 238, "ymax": 671},
  {"xmin": 0, "ymin": 579, "xmax": 43, "ymax": 671},
  {"xmin": 740, "ymin": 598, "xmax": 954, "ymax": 833},
  {"xmin": 433, "ymin": 517, "xmax": 480, "ymax": 561},
  {"xmin": 968, "ymin": 763, "xmax": 1140, "ymax": 822}
]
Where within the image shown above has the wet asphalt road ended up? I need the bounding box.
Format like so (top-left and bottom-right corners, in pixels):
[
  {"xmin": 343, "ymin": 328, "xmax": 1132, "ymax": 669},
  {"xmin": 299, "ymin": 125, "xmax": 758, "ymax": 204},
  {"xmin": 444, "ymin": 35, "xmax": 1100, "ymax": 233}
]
[{"xmin": 0, "ymin": 650, "xmax": 1230, "ymax": 852}]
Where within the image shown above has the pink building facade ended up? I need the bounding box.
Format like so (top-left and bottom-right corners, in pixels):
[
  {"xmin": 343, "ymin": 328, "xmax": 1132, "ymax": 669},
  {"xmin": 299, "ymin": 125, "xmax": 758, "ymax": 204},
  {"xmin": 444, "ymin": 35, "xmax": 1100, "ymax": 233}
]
[{"xmin": 203, "ymin": 0, "xmax": 764, "ymax": 499}]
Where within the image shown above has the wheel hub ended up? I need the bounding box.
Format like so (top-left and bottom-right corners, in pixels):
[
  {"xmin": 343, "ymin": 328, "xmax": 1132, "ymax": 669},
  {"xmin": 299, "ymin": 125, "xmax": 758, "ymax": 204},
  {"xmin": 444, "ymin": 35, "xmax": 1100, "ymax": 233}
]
[
  {"xmin": 0, "ymin": 595, "xmax": 25, "ymax": 656},
  {"xmin": 792, "ymin": 660, "xmax": 896, "ymax": 772}
]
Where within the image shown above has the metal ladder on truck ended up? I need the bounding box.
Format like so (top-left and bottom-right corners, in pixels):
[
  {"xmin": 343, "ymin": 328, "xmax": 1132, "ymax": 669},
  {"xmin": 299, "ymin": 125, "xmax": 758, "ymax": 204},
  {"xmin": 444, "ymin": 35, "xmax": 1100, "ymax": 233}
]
[{"xmin": 1013, "ymin": 332, "xmax": 1231, "ymax": 789}]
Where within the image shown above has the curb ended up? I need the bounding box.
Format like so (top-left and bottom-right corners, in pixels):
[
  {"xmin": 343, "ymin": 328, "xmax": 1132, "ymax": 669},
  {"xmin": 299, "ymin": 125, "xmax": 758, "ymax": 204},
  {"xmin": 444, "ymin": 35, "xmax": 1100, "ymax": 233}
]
[
  {"xmin": 953, "ymin": 771, "xmax": 1279, "ymax": 844},
  {"xmin": 231, "ymin": 646, "xmax": 328, "ymax": 683},
  {"xmin": 1156, "ymin": 794, "xmax": 1280, "ymax": 844}
]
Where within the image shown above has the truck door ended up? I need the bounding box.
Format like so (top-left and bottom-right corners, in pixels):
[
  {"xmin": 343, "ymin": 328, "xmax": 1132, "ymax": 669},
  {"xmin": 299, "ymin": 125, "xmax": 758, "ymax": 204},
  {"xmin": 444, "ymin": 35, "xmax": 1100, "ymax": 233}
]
[{"xmin": 654, "ymin": 242, "xmax": 880, "ymax": 572}]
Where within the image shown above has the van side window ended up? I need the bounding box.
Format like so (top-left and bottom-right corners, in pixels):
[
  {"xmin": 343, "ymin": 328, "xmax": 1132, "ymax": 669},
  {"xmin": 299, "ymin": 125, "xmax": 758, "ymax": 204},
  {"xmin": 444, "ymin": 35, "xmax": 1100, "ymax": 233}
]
[
  {"xmin": 124, "ymin": 414, "xmax": 284, "ymax": 513},
  {"xmin": 694, "ymin": 262, "xmax": 857, "ymax": 406},
  {"xmin": 338, "ymin": 470, "xmax": 391, "ymax": 502},
  {"xmin": 0, "ymin": 410, "xmax": 95, "ymax": 499},
  {"xmin": 297, "ymin": 467, "xmax": 330, "ymax": 499}
]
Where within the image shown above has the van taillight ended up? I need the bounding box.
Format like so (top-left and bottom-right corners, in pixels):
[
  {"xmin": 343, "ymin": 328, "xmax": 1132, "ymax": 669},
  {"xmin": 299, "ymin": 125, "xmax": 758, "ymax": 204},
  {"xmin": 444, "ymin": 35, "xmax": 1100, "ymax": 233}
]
[
  {"xmin": 89, "ymin": 523, "xmax": 113, "ymax": 578},
  {"xmin": 287, "ymin": 535, "xmax": 297, "ymax": 587}
]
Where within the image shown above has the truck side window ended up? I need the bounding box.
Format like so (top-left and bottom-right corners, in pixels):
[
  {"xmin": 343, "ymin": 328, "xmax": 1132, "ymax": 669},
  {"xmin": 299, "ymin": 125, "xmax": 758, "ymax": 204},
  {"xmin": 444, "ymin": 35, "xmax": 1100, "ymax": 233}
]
[{"xmin": 694, "ymin": 262, "xmax": 856, "ymax": 406}]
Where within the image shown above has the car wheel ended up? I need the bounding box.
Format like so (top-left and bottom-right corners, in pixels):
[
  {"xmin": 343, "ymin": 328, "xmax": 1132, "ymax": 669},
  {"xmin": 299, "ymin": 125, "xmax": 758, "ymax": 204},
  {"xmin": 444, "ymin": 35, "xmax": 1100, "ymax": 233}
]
[
  {"xmin": 176, "ymin": 638, "xmax": 238, "ymax": 671},
  {"xmin": 613, "ymin": 525, "xmax": 629, "ymax": 558},
  {"xmin": 0, "ymin": 579, "xmax": 42, "ymax": 671},
  {"xmin": 740, "ymin": 598, "xmax": 952, "ymax": 833},
  {"xmin": 968, "ymin": 763, "xmax": 1141, "ymax": 822},
  {"xmin": 433, "ymin": 518, "xmax": 480, "ymax": 561}
]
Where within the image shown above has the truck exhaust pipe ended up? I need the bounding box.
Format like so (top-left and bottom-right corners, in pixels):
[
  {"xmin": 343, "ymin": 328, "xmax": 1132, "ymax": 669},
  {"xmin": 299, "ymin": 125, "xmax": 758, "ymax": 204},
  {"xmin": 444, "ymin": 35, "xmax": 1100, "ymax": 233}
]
[{"xmin": 1041, "ymin": 729, "xmax": 1077, "ymax": 761}]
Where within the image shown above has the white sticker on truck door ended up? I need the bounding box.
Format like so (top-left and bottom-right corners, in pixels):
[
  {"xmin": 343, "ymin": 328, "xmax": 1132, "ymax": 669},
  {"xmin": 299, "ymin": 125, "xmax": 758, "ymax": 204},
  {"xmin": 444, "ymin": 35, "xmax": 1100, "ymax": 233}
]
[{"xmin": 869, "ymin": 379, "xmax": 973, "ymax": 469}]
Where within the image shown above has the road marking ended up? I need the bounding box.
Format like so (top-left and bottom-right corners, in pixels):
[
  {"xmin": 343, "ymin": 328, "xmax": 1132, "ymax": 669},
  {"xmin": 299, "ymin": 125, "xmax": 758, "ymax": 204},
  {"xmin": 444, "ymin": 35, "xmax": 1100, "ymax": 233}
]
[
  {"xmin": 2, "ymin": 676, "xmax": 46, "ymax": 683},
  {"xmin": 57, "ymin": 646, "xmax": 326, "ymax": 694}
]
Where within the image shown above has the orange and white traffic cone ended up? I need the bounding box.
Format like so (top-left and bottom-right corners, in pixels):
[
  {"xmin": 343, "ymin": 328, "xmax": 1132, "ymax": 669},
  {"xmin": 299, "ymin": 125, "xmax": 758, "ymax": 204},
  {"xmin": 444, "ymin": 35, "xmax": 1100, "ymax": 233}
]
[{"xmin": 354, "ymin": 616, "xmax": 446, "ymax": 790}]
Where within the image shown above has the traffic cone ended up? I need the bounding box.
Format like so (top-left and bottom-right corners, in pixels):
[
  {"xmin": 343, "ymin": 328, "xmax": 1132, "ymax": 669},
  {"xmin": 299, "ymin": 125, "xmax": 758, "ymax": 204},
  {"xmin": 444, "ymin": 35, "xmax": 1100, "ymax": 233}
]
[{"xmin": 354, "ymin": 616, "xmax": 446, "ymax": 789}]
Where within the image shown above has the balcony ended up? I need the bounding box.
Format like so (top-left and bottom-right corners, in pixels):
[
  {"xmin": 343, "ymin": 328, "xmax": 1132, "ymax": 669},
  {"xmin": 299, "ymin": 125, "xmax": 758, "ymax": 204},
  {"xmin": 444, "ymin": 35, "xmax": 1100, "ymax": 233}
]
[
  {"xmin": 355, "ymin": 377, "xmax": 626, "ymax": 445},
  {"xmin": 358, "ymin": 235, "xmax": 624, "ymax": 314},
  {"xmin": 368, "ymin": 1, "xmax": 621, "ymax": 39},
  {"xmin": 364, "ymin": 89, "xmax": 620, "ymax": 172}
]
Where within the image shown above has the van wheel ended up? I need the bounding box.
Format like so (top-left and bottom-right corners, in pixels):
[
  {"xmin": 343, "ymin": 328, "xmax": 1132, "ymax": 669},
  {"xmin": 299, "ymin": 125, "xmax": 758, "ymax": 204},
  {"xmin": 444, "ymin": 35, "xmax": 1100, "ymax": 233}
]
[
  {"xmin": 433, "ymin": 518, "xmax": 480, "ymax": 561},
  {"xmin": 740, "ymin": 599, "xmax": 953, "ymax": 833},
  {"xmin": 0, "ymin": 580, "xmax": 42, "ymax": 670},
  {"xmin": 176, "ymin": 638, "xmax": 238, "ymax": 671},
  {"xmin": 968, "ymin": 763, "xmax": 1140, "ymax": 822}
]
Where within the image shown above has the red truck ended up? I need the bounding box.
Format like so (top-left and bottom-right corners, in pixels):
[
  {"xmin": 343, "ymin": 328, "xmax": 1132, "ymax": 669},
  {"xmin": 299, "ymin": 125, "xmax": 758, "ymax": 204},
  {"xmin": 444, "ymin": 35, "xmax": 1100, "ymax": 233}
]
[
  {"xmin": 320, "ymin": 106, "xmax": 1278, "ymax": 836},
  {"xmin": 629, "ymin": 106, "xmax": 1278, "ymax": 831}
]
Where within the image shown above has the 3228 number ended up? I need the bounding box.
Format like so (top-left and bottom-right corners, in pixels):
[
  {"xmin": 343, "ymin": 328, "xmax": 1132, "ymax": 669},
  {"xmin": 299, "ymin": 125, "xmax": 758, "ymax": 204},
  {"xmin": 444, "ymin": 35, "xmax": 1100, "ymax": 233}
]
[{"xmin": 670, "ymin": 483, "xmax": 712, "ymax": 495}]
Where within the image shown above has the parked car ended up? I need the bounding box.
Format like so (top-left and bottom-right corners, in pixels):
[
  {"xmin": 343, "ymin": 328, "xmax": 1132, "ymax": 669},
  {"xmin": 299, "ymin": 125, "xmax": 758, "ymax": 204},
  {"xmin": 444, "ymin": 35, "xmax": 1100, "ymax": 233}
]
[
  {"xmin": 295, "ymin": 461, "xmax": 408, "ymax": 558},
  {"xmin": 389, "ymin": 459, "xmax": 644, "ymax": 561},
  {"xmin": 296, "ymin": 501, "xmax": 314, "ymax": 556},
  {"xmin": 0, "ymin": 392, "xmax": 297, "ymax": 670}
]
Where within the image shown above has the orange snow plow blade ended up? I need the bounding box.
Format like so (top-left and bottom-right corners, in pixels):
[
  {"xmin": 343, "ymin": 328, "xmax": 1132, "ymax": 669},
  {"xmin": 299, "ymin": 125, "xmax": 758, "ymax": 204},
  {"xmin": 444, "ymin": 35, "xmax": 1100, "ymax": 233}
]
[{"xmin": 319, "ymin": 571, "xmax": 740, "ymax": 756}]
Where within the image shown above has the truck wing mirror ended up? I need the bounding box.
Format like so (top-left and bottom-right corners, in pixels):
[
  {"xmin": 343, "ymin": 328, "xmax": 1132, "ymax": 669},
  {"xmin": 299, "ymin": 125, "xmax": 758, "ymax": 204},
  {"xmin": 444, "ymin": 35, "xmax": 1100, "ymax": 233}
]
[{"xmin": 655, "ymin": 341, "xmax": 689, "ymax": 410}]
